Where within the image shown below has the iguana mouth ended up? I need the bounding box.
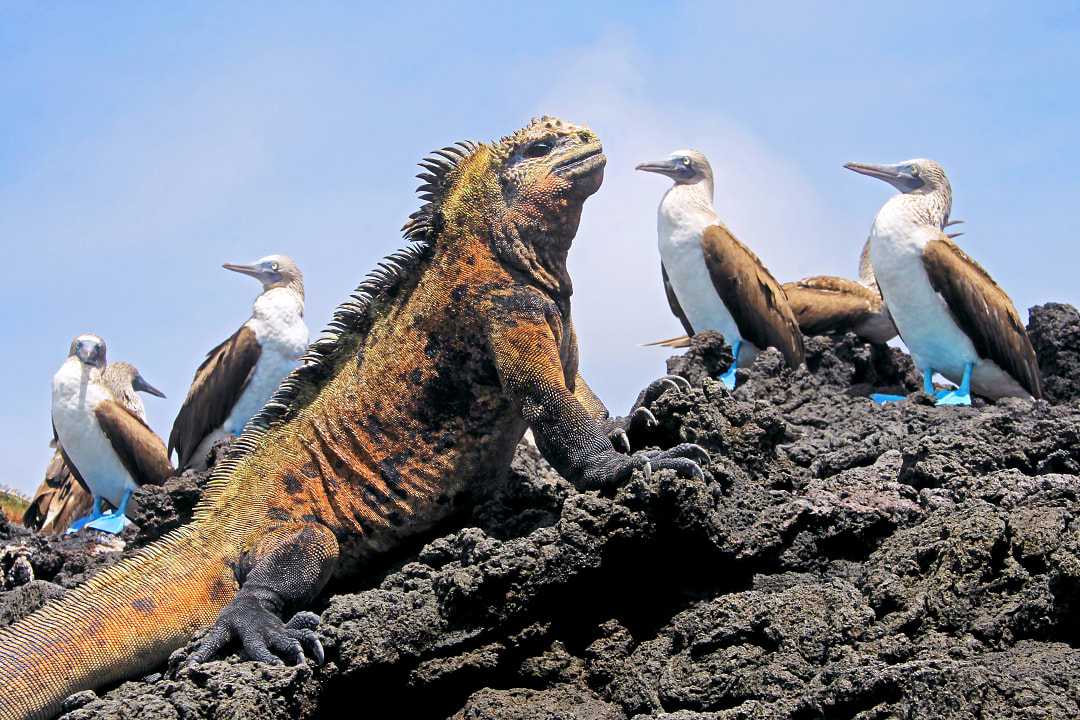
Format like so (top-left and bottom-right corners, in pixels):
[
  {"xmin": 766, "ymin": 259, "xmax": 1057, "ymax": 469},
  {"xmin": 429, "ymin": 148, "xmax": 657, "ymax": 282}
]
[{"xmin": 553, "ymin": 146, "xmax": 606, "ymax": 178}]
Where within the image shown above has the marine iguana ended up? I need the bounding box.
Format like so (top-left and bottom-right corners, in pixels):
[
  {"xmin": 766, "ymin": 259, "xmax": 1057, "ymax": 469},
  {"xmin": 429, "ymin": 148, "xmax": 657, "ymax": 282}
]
[{"xmin": 0, "ymin": 116, "xmax": 706, "ymax": 719}]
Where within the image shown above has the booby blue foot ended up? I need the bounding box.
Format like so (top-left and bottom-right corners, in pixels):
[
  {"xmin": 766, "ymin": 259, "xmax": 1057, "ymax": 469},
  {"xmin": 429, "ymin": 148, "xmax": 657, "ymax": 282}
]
[
  {"xmin": 922, "ymin": 367, "xmax": 954, "ymax": 399},
  {"xmin": 718, "ymin": 340, "xmax": 740, "ymax": 390},
  {"xmin": 936, "ymin": 389, "xmax": 972, "ymax": 406},
  {"xmin": 86, "ymin": 489, "xmax": 133, "ymax": 535},
  {"xmin": 870, "ymin": 393, "xmax": 906, "ymax": 404},
  {"xmin": 86, "ymin": 511, "xmax": 131, "ymax": 534},
  {"xmin": 66, "ymin": 496, "xmax": 104, "ymax": 533},
  {"xmin": 935, "ymin": 362, "xmax": 973, "ymax": 407}
]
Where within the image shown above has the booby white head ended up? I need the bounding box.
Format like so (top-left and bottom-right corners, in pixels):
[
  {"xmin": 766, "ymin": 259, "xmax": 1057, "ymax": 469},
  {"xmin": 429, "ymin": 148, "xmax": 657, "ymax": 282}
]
[
  {"xmin": 170, "ymin": 253, "xmax": 310, "ymax": 469},
  {"xmin": 845, "ymin": 159, "xmax": 953, "ymax": 232},
  {"xmin": 223, "ymin": 254, "xmax": 305, "ymax": 300},
  {"xmin": 636, "ymin": 149, "xmax": 804, "ymax": 386},
  {"xmin": 848, "ymin": 158, "xmax": 1041, "ymax": 403},
  {"xmin": 67, "ymin": 334, "xmax": 107, "ymax": 372}
]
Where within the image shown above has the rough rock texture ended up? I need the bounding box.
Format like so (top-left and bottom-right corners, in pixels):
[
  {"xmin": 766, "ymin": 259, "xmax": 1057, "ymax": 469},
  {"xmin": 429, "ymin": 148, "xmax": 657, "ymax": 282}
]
[
  {"xmin": 4, "ymin": 304, "xmax": 1080, "ymax": 719},
  {"xmin": 1030, "ymin": 303, "xmax": 1080, "ymax": 405}
]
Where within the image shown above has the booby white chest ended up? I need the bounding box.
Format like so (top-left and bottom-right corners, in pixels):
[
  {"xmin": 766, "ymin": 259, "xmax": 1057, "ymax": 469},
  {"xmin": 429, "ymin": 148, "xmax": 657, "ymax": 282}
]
[
  {"xmin": 223, "ymin": 288, "xmax": 309, "ymax": 434},
  {"xmin": 869, "ymin": 210, "xmax": 976, "ymax": 379},
  {"xmin": 657, "ymin": 190, "xmax": 754, "ymax": 363},
  {"xmin": 51, "ymin": 359, "xmax": 135, "ymax": 507}
]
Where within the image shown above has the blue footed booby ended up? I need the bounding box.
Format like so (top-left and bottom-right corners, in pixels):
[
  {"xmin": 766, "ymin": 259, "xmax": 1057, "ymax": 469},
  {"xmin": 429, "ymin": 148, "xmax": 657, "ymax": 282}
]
[
  {"xmin": 51, "ymin": 335, "xmax": 173, "ymax": 534},
  {"xmin": 169, "ymin": 254, "xmax": 308, "ymax": 469},
  {"xmin": 847, "ymin": 159, "xmax": 1042, "ymax": 405},
  {"xmin": 28, "ymin": 361, "xmax": 166, "ymax": 535},
  {"xmin": 637, "ymin": 150, "xmax": 804, "ymax": 388}
]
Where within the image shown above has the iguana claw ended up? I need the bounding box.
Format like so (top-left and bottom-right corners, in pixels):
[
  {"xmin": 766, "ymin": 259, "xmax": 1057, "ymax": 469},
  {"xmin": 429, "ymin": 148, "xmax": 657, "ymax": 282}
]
[
  {"xmin": 641, "ymin": 375, "xmax": 691, "ymax": 404},
  {"xmin": 187, "ymin": 595, "xmax": 323, "ymax": 667},
  {"xmin": 608, "ymin": 428, "xmax": 631, "ymax": 453},
  {"xmin": 630, "ymin": 406, "xmax": 658, "ymax": 429},
  {"xmin": 640, "ymin": 443, "xmax": 709, "ymax": 480}
]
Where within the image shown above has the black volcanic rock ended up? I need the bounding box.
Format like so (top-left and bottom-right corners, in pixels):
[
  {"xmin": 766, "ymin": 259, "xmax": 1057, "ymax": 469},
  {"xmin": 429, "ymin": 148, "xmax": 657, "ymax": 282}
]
[
  {"xmin": 1029, "ymin": 302, "xmax": 1080, "ymax": 404},
  {"xmin": 2, "ymin": 305, "xmax": 1079, "ymax": 719}
]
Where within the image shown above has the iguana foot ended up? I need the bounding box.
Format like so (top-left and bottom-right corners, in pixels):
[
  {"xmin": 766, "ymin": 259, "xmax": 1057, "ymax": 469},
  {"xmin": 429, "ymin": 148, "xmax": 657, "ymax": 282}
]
[
  {"xmin": 187, "ymin": 594, "xmax": 324, "ymax": 667},
  {"xmin": 640, "ymin": 375, "xmax": 691, "ymax": 403},
  {"xmin": 606, "ymin": 375, "xmax": 693, "ymax": 451},
  {"xmin": 640, "ymin": 443, "xmax": 710, "ymax": 481},
  {"xmin": 582, "ymin": 443, "xmax": 709, "ymax": 489}
]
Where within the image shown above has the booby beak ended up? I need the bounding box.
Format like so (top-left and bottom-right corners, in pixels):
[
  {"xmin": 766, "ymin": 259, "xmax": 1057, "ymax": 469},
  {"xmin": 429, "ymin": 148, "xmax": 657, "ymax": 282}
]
[
  {"xmin": 635, "ymin": 158, "xmax": 684, "ymax": 179},
  {"xmin": 843, "ymin": 162, "xmax": 905, "ymax": 182},
  {"xmin": 133, "ymin": 374, "xmax": 166, "ymax": 399},
  {"xmin": 222, "ymin": 262, "xmax": 264, "ymax": 280},
  {"xmin": 844, "ymin": 161, "xmax": 924, "ymax": 192}
]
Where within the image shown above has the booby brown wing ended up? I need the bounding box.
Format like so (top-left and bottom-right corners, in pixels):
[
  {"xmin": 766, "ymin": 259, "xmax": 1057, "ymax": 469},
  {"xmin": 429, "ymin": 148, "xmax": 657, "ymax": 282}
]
[
  {"xmin": 95, "ymin": 401, "xmax": 173, "ymax": 486},
  {"xmin": 168, "ymin": 325, "xmax": 261, "ymax": 468},
  {"xmin": 662, "ymin": 262, "xmax": 695, "ymax": 337},
  {"xmin": 782, "ymin": 276, "xmax": 883, "ymax": 336},
  {"xmin": 24, "ymin": 449, "xmax": 69, "ymax": 530},
  {"xmin": 921, "ymin": 236, "xmax": 1043, "ymax": 398},
  {"xmin": 51, "ymin": 423, "xmax": 91, "ymax": 496},
  {"xmin": 642, "ymin": 264, "xmax": 694, "ymax": 348},
  {"xmin": 700, "ymin": 224, "xmax": 805, "ymax": 367}
]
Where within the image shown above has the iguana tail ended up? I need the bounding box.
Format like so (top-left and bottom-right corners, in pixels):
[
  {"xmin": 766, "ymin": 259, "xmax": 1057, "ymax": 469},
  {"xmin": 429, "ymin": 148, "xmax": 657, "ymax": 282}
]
[{"xmin": 0, "ymin": 525, "xmax": 237, "ymax": 720}]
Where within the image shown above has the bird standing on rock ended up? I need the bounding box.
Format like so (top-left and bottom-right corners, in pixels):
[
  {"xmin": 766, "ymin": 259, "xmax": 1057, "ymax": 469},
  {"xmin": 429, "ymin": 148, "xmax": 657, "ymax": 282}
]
[
  {"xmin": 50, "ymin": 335, "xmax": 173, "ymax": 534},
  {"xmin": 28, "ymin": 361, "xmax": 166, "ymax": 534},
  {"xmin": 847, "ymin": 159, "xmax": 1041, "ymax": 405},
  {"xmin": 636, "ymin": 150, "xmax": 804, "ymax": 388},
  {"xmin": 169, "ymin": 255, "xmax": 309, "ymax": 470}
]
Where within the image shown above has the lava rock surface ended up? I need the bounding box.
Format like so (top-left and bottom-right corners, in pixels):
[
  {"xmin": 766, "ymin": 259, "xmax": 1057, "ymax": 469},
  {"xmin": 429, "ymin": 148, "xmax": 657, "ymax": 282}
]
[{"xmin": 3, "ymin": 303, "xmax": 1079, "ymax": 719}]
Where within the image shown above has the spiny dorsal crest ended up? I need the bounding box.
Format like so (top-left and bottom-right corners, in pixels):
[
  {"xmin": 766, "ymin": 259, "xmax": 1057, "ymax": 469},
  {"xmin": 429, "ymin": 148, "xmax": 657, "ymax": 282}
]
[
  {"xmin": 402, "ymin": 140, "xmax": 480, "ymax": 243},
  {"xmin": 198, "ymin": 135, "xmax": 495, "ymax": 506}
]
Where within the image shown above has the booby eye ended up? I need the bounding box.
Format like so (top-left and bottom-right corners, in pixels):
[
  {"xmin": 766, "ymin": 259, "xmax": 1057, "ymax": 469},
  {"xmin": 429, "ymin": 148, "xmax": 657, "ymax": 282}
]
[
  {"xmin": 523, "ymin": 140, "xmax": 554, "ymax": 159},
  {"xmin": 271, "ymin": 262, "xmax": 280, "ymax": 271},
  {"xmin": 910, "ymin": 166, "xmax": 920, "ymax": 177},
  {"xmin": 682, "ymin": 157, "xmax": 692, "ymax": 166}
]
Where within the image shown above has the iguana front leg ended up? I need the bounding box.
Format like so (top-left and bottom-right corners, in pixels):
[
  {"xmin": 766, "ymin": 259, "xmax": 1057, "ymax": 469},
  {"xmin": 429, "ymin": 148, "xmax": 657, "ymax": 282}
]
[
  {"xmin": 187, "ymin": 522, "xmax": 338, "ymax": 666},
  {"xmin": 489, "ymin": 295, "xmax": 706, "ymax": 489}
]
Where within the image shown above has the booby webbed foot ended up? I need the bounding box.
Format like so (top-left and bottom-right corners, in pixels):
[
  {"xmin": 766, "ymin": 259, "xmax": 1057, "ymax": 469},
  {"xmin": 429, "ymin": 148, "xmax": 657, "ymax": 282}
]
[
  {"xmin": 921, "ymin": 368, "xmax": 953, "ymax": 399},
  {"xmin": 85, "ymin": 511, "xmax": 131, "ymax": 534},
  {"xmin": 66, "ymin": 496, "xmax": 105, "ymax": 534},
  {"xmin": 717, "ymin": 340, "xmax": 741, "ymax": 390},
  {"xmin": 870, "ymin": 393, "xmax": 906, "ymax": 404},
  {"xmin": 935, "ymin": 389, "xmax": 972, "ymax": 406},
  {"xmin": 934, "ymin": 362, "xmax": 974, "ymax": 407},
  {"xmin": 85, "ymin": 488, "xmax": 133, "ymax": 535}
]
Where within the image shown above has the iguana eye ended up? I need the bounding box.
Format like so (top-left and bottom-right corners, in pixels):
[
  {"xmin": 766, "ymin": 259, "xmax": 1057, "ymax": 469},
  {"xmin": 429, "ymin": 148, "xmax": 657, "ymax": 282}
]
[{"xmin": 524, "ymin": 140, "xmax": 554, "ymax": 159}]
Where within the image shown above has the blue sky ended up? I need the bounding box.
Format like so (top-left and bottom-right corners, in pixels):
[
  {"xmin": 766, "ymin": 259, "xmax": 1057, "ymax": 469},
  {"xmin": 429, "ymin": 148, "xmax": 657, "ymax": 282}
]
[{"xmin": 2, "ymin": 2, "xmax": 1078, "ymax": 494}]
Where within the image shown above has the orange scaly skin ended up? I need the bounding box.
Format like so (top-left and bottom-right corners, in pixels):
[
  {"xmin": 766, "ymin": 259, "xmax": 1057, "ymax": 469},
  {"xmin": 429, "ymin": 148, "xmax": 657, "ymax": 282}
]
[{"xmin": 0, "ymin": 117, "xmax": 705, "ymax": 719}]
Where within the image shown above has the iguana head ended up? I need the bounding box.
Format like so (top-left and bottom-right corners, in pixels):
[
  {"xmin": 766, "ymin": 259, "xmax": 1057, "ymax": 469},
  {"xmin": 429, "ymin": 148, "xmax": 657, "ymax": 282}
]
[{"xmin": 405, "ymin": 116, "xmax": 605, "ymax": 296}]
